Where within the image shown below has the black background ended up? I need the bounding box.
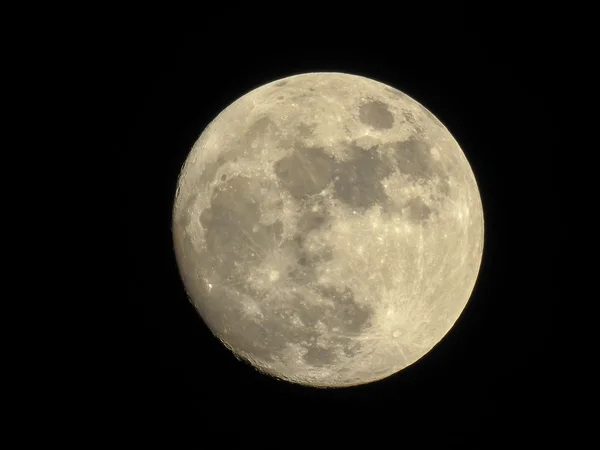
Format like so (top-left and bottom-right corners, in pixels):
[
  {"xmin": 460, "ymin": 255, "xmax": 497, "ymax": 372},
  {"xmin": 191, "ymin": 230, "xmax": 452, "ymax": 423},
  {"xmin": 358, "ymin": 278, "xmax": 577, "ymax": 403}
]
[{"xmin": 117, "ymin": 5, "xmax": 559, "ymax": 443}]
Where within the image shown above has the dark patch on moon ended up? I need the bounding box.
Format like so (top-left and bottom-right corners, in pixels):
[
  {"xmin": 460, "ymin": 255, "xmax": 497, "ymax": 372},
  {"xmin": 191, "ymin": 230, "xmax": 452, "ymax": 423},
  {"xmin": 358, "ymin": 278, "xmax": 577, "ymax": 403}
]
[
  {"xmin": 202, "ymin": 177, "xmax": 261, "ymax": 225},
  {"xmin": 298, "ymin": 244, "xmax": 333, "ymax": 268},
  {"xmin": 275, "ymin": 81, "xmax": 287, "ymax": 87},
  {"xmin": 391, "ymin": 136, "xmax": 452, "ymax": 198},
  {"xmin": 295, "ymin": 302, "xmax": 328, "ymax": 328},
  {"xmin": 246, "ymin": 117, "xmax": 278, "ymax": 146},
  {"xmin": 403, "ymin": 196, "xmax": 433, "ymax": 222},
  {"xmin": 288, "ymin": 230, "xmax": 333, "ymax": 269},
  {"xmin": 390, "ymin": 137, "xmax": 435, "ymax": 179},
  {"xmin": 274, "ymin": 145, "xmax": 334, "ymax": 199},
  {"xmin": 358, "ymin": 100, "xmax": 394, "ymax": 129},
  {"xmin": 438, "ymin": 178, "xmax": 451, "ymax": 197},
  {"xmin": 333, "ymin": 143, "xmax": 394, "ymax": 211},
  {"xmin": 317, "ymin": 285, "xmax": 373, "ymax": 334},
  {"xmin": 245, "ymin": 116, "xmax": 295, "ymax": 152},
  {"xmin": 293, "ymin": 286, "xmax": 373, "ymax": 337},
  {"xmin": 199, "ymin": 176, "xmax": 283, "ymax": 275},
  {"xmin": 287, "ymin": 285, "xmax": 372, "ymax": 367},
  {"xmin": 248, "ymin": 116, "xmax": 274, "ymax": 135},
  {"xmin": 277, "ymin": 95, "xmax": 284, "ymax": 100},
  {"xmin": 196, "ymin": 157, "xmax": 224, "ymax": 191},
  {"xmin": 303, "ymin": 346, "xmax": 336, "ymax": 366},
  {"xmin": 297, "ymin": 122, "xmax": 315, "ymax": 138},
  {"xmin": 318, "ymin": 285, "xmax": 355, "ymax": 304},
  {"xmin": 297, "ymin": 209, "xmax": 330, "ymax": 235},
  {"xmin": 341, "ymin": 339, "xmax": 363, "ymax": 358}
]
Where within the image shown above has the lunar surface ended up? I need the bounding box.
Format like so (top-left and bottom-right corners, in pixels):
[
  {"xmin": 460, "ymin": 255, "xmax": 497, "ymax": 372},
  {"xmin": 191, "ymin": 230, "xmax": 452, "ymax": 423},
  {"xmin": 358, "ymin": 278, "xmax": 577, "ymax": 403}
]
[{"xmin": 172, "ymin": 72, "xmax": 484, "ymax": 387}]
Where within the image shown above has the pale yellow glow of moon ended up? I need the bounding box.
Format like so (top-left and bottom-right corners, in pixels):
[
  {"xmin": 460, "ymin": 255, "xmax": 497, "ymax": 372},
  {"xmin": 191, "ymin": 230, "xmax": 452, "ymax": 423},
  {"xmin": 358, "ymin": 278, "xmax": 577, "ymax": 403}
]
[{"xmin": 172, "ymin": 72, "xmax": 484, "ymax": 388}]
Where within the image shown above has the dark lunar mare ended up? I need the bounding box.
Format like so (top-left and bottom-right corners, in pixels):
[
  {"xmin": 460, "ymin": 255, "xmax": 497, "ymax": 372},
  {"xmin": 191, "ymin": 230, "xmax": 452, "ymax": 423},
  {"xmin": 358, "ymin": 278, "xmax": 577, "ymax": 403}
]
[
  {"xmin": 199, "ymin": 176, "xmax": 282, "ymax": 277},
  {"xmin": 332, "ymin": 142, "xmax": 394, "ymax": 212},
  {"xmin": 274, "ymin": 144, "xmax": 334, "ymax": 199}
]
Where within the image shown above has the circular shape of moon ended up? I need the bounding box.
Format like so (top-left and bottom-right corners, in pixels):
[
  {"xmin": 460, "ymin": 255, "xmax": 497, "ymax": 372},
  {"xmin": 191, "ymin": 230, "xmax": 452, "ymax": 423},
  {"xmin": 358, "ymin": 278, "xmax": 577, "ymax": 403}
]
[{"xmin": 172, "ymin": 72, "xmax": 484, "ymax": 388}]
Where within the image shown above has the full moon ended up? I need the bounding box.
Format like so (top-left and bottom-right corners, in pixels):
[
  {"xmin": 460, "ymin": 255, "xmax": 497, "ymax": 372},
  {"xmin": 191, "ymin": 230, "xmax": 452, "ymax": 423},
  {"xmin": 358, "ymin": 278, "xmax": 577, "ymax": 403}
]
[{"xmin": 172, "ymin": 72, "xmax": 484, "ymax": 388}]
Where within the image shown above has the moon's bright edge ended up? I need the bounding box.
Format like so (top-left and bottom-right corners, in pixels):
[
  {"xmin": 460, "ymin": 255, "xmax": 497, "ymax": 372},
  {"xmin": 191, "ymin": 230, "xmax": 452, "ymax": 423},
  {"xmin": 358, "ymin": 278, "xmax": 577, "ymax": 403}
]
[{"xmin": 172, "ymin": 72, "xmax": 484, "ymax": 388}]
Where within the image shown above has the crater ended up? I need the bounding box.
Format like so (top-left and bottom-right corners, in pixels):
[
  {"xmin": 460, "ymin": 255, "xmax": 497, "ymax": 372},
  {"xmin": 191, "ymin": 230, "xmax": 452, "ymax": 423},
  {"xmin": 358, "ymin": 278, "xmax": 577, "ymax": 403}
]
[
  {"xmin": 333, "ymin": 144, "xmax": 393, "ymax": 211},
  {"xmin": 274, "ymin": 145, "xmax": 334, "ymax": 199},
  {"xmin": 358, "ymin": 100, "xmax": 394, "ymax": 130}
]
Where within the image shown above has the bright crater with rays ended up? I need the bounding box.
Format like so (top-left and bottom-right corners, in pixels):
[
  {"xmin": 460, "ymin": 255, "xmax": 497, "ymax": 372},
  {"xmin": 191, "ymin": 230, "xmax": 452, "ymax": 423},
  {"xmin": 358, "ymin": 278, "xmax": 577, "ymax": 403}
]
[{"xmin": 172, "ymin": 72, "xmax": 484, "ymax": 387}]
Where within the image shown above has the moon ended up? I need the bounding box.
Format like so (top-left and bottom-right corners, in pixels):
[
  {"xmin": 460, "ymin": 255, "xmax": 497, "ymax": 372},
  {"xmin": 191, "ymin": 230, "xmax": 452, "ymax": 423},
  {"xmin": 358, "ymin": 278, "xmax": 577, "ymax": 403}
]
[{"xmin": 172, "ymin": 72, "xmax": 484, "ymax": 388}]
